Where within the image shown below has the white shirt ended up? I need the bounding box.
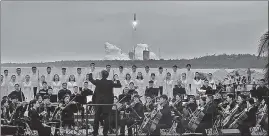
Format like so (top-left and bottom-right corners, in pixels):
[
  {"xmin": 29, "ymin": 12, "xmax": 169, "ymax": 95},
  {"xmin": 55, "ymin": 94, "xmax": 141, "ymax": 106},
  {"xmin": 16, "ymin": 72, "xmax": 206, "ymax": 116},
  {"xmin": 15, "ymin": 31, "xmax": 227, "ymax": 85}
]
[
  {"xmin": 156, "ymin": 72, "xmax": 166, "ymax": 87},
  {"xmin": 164, "ymin": 79, "xmax": 174, "ymax": 99},
  {"xmin": 22, "ymin": 81, "xmax": 34, "ymax": 102},
  {"xmin": 89, "ymin": 69, "xmax": 99, "ymax": 80},
  {"xmin": 8, "ymin": 81, "xmax": 17, "ymax": 94},
  {"xmin": 186, "ymin": 70, "xmax": 194, "ymax": 85},
  {"xmin": 52, "ymin": 81, "xmax": 62, "ymax": 94},
  {"xmin": 45, "ymin": 73, "xmax": 53, "ymax": 87},
  {"xmin": 3, "ymin": 75, "xmax": 10, "ymax": 85},
  {"xmin": 144, "ymin": 72, "xmax": 151, "ymax": 87},
  {"xmin": 107, "ymin": 70, "xmax": 114, "ymax": 80},
  {"xmin": 67, "ymin": 81, "xmax": 77, "ymax": 94},
  {"xmin": 16, "ymin": 74, "xmax": 24, "ymax": 87},
  {"xmin": 171, "ymin": 71, "xmax": 180, "ymax": 82},
  {"xmin": 191, "ymin": 79, "xmax": 203, "ymax": 96},
  {"xmin": 31, "ymin": 73, "xmax": 38, "ymax": 87},
  {"xmin": 60, "ymin": 74, "xmax": 69, "ymax": 83},
  {"xmin": 208, "ymin": 79, "xmax": 216, "ymax": 89},
  {"xmin": 135, "ymin": 79, "xmax": 145, "ymax": 96},
  {"xmin": 1, "ymin": 81, "xmax": 8, "ymax": 97},
  {"xmin": 151, "ymin": 79, "xmax": 158, "ymax": 88},
  {"xmin": 130, "ymin": 71, "xmax": 137, "ymax": 81},
  {"xmin": 118, "ymin": 71, "xmax": 126, "ymax": 82},
  {"xmin": 123, "ymin": 80, "xmax": 134, "ymax": 88},
  {"xmin": 76, "ymin": 74, "xmax": 85, "ymax": 88}
]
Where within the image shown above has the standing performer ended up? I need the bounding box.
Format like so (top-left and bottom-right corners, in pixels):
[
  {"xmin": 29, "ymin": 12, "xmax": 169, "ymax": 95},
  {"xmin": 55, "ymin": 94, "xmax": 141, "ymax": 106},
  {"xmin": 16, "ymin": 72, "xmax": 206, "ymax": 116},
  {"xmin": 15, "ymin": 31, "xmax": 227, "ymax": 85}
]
[{"xmin": 89, "ymin": 70, "xmax": 122, "ymax": 136}]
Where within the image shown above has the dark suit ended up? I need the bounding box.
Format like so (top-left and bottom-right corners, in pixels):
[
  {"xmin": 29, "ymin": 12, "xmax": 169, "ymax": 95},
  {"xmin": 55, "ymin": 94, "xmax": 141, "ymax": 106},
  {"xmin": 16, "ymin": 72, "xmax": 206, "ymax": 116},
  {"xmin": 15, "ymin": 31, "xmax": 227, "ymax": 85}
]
[
  {"xmin": 151, "ymin": 103, "xmax": 172, "ymax": 136},
  {"xmin": 239, "ymin": 107, "xmax": 257, "ymax": 136},
  {"xmin": 89, "ymin": 73, "xmax": 122, "ymax": 136},
  {"xmin": 28, "ymin": 108, "xmax": 51, "ymax": 136}
]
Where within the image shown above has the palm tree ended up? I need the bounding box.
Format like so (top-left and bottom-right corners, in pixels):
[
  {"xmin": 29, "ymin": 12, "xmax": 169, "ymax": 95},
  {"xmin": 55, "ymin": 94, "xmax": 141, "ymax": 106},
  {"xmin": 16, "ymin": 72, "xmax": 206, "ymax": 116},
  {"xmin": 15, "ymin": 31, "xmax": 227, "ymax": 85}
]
[{"xmin": 257, "ymin": 30, "xmax": 268, "ymax": 80}]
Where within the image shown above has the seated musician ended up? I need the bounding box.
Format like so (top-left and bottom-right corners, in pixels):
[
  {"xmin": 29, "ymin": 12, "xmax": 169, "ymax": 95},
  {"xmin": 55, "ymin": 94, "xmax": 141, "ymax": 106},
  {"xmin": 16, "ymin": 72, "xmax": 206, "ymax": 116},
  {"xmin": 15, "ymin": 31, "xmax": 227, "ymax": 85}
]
[
  {"xmin": 237, "ymin": 94, "xmax": 247, "ymax": 113},
  {"xmin": 221, "ymin": 94, "xmax": 236, "ymax": 115},
  {"xmin": 196, "ymin": 95, "xmax": 215, "ymax": 134},
  {"xmin": 52, "ymin": 94, "xmax": 75, "ymax": 132},
  {"xmin": 43, "ymin": 95, "xmax": 53, "ymax": 122},
  {"xmin": 170, "ymin": 94, "xmax": 185, "ymax": 134},
  {"xmin": 251, "ymin": 79, "xmax": 268, "ymax": 103},
  {"xmin": 118, "ymin": 87, "xmax": 132, "ymax": 104},
  {"xmin": 150, "ymin": 94, "xmax": 172, "ymax": 136},
  {"xmin": 120, "ymin": 95, "xmax": 144, "ymax": 136},
  {"xmin": 173, "ymin": 80, "xmax": 186, "ymax": 98},
  {"xmin": 71, "ymin": 86, "xmax": 85, "ymax": 121},
  {"xmin": 28, "ymin": 99, "xmax": 51, "ymax": 136},
  {"xmin": 58, "ymin": 82, "xmax": 72, "ymax": 101},
  {"xmin": 237, "ymin": 98, "xmax": 258, "ymax": 136},
  {"xmin": 200, "ymin": 80, "xmax": 214, "ymax": 95},
  {"xmin": 185, "ymin": 95, "xmax": 198, "ymax": 115},
  {"xmin": 128, "ymin": 82, "xmax": 137, "ymax": 95},
  {"xmin": 81, "ymin": 81, "xmax": 93, "ymax": 102},
  {"xmin": 145, "ymin": 80, "xmax": 158, "ymax": 98},
  {"xmin": 39, "ymin": 82, "xmax": 50, "ymax": 98},
  {"xmin": 144, "ymin": 96, "xmax": 154, "ymax": 112},
  {"xmin": 1, "ymin": 98, "xmax": 10, "ymax": 123}
]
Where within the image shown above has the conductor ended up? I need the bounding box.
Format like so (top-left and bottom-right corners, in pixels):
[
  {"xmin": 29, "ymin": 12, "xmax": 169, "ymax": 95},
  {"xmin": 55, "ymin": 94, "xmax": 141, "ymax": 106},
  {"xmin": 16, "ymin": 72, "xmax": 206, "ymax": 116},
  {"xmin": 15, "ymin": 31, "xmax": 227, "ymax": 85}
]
[{"xmin": 89, "ymin": 70, "xmax": 122, "ymax": 136}]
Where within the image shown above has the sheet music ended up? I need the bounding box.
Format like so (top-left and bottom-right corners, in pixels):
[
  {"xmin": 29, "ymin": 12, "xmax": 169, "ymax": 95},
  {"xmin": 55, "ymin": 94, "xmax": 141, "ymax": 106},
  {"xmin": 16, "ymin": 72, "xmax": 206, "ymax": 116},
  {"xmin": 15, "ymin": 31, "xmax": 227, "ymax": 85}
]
[{"xmin": 87, "ymin": 95, "xmax": 92, "ymax": 103}]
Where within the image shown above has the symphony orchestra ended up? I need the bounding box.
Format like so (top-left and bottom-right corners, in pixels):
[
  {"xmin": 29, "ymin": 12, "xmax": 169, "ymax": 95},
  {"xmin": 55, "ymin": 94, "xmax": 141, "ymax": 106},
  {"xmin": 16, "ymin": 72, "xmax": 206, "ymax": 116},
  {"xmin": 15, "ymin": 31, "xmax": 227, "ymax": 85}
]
[{"xmin": 0, "ymin": 63, "xmax": 268, "ymax": 136}]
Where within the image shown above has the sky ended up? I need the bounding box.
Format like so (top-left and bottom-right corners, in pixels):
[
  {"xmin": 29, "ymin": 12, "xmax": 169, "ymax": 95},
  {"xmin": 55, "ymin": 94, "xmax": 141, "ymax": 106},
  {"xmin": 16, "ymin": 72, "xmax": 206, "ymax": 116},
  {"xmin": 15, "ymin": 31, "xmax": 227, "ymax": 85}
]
[{"xmin": 1, "ymin": 1, "xmax": 268, "ymax": 63}]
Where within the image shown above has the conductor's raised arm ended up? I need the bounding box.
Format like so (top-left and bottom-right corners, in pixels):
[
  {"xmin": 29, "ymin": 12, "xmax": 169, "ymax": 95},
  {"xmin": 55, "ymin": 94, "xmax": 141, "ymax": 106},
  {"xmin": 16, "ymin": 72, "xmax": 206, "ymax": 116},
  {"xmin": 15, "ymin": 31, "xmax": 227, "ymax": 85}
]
[{"xmin": 89, "ymin": 73, "xmax": 97, "ymax": 85}]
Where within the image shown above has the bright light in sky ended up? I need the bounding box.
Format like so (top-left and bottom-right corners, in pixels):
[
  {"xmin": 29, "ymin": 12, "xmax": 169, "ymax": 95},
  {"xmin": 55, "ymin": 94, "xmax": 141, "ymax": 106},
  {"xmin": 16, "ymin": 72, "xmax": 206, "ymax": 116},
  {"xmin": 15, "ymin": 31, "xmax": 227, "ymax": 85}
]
[{"xmin": 132, "ymin": 21, "xmax": 138, "ymax": 30}]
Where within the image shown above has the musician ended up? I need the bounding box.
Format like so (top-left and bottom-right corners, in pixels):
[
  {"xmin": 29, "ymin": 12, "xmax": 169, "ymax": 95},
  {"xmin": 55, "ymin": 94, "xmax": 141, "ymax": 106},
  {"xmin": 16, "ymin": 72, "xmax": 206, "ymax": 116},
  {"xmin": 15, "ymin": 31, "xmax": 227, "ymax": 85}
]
[
  {"xmin": 81, "ymin": 81, "xmax": 93, "ymax": 103},
  {"xmin": 39, "ymin": 81, "xmax": 50, "ymax": 98},
  {"xmin": 42, "ymin": 95, "xmax": 53, "ymax": 122},
  {"xmin": 150, "ymin": 94, "xmax": 172, "ymax": 136},
  {"xmin": 200, "ymin": 80, "xmax": 213, "ymax": 95},
  {"xmin": 89, "ymin": 70, "xmax": 122, "ymax": 136},
  {"xmin": 173, "ymin": 80, "xmax": 186, "ymax": 98},
  {"xmin": 128, "ymin": 82, "xmax": 136, "ymax": 95},
  {"xmin": 196, "ymin": 95, "xmax": 215, "ymax": 134},
  {"xmin": 237, "ymin": 94, "xmax": 247, "ymax": 113},
  {"xmin": 71, "ymin": 86, "xmax": 85, "ymax": 121},
  {"xmin": 120, "ymin": 95, "xmax": 144, "ymax": 136},
  {"xmin": 1, "ymin": 98, "xmax": 10, "ymax": 122},
  {"xmin": 28, "ymin": 99, "xmax": 51, "ymax": 136},
  {"xmin": 8, "ymin": 95, "xmax": 27, "ymax": 126},
  {"xmin": 58, "ymin": 82, "xmax": 71, "ymax": 101},
  {"xmin": 145, "ymin": 80, "xmax": 158, "ymax": 98},
  {"xmin": 223, "ymin": 94, "xmax": 236, "ymax": 113},
  {"xmin": 8, "ymin": 84, "xmax": 25, "ymax": 102},
  {"xmin": 53, "ymin": 94, "xmax": 75, "ymax": 131},
  {"xmin": 252, "ymin": 79, "xmax": 268, "ymax": 102},
  {"xmin": 144, "ymin": 96, "xmax": 154, "ymax": 112},
  {"xmin": 185, "ymin": 96, "xmax": 198, "ymax": 114},
  {"xmin": 237, "ymin": 98, "xmax": 258, "ymax": 136}
]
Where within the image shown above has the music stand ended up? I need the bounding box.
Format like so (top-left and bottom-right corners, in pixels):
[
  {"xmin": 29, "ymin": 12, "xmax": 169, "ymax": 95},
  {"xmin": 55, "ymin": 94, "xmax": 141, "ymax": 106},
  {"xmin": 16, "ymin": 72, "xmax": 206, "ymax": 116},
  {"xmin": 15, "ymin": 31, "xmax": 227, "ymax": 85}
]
[{"xmin": 50, "ymin": 95, "xmax": 58, "ymax": 103}]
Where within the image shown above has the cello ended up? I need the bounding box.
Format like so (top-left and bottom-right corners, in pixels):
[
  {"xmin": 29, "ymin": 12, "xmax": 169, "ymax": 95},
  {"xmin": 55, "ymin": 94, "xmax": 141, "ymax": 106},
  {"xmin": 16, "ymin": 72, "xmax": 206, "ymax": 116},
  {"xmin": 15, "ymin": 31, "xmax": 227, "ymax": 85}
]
[{"xmin": 187, "ymin": 99, "xmax": 213, "ymax": 132}]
